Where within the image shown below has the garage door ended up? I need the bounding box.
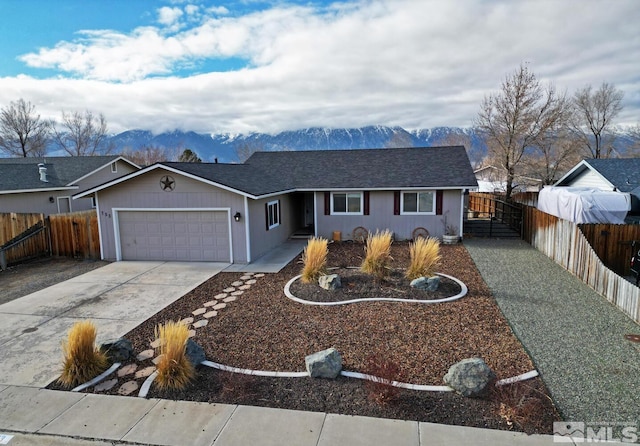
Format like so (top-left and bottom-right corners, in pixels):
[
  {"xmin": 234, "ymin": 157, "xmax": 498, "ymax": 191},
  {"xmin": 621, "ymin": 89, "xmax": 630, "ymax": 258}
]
[{"xmin": 118, "ymin": 210, "xmax": 231, "ymax": 262}]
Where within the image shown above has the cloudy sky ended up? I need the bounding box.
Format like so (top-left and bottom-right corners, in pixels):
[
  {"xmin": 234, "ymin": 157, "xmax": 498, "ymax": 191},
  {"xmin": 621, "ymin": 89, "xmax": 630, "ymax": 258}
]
[{"xmin": 1, "ymin": 0, "xmax": 638, "ymax": 135}]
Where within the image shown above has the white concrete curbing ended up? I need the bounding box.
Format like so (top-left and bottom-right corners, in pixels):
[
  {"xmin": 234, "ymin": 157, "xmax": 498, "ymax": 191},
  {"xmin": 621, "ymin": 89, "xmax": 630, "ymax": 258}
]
[{"xmin": 71, "ymin": 362, "xmax": 121, "ymax": 392}]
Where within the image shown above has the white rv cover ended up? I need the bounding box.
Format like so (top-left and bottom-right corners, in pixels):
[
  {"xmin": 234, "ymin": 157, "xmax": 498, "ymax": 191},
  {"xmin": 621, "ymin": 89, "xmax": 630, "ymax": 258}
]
[{"xmin": 537, "ymin": 187, "xmax": 631, "ymax": 224}]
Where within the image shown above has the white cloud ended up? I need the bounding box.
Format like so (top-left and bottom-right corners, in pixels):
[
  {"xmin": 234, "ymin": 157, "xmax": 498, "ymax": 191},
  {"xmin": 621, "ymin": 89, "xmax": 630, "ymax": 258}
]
[
  {"xmin": 157, "ymin": 6, "xmax": 184, "ymax": 26},
  {"xmin": 6, "ymin": 0, "xmax": 640, "ymax": 134}
]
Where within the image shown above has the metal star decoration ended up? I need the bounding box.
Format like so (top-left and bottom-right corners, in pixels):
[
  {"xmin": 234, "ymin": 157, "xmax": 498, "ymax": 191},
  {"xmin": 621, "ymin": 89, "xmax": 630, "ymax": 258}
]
[{"xmin": 160, "ymin": 175, "xmax": 175, "ymax": 191}]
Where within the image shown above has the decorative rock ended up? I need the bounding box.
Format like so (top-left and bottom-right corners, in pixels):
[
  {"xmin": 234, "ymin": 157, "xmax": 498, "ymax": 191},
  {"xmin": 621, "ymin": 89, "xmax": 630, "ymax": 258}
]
[
  {"xmin": 136, "ymin": 349, "xmax": 154, "ymax": 361},
  {"xmin": 319, "ymin": 274, "xmax": 342, "ymax": 291},
  {"xmin": 223, "ymin": 287, "xmax": 235, "ymax": 293},
  {"xmin": 192, "ymin": 308, "xmax": 206, "ymax": 316},
  {"xmin": 118, "ymin": 380, "xmax": 139, "ymax": 396},
  {"xmin": 410, "ymin": 276, "xmax": 440, "ymax": 292},
  {"xmin": 100, "ymin": 338, "xmax": 134, "ymax": 363},
  {"xmin": 117, "ymin": 364, "xmax": 138, "ymax": 377},
  {"xmin": 239, "ymin": 284, "xmax": 251, "ymax": 290},
  {"xmin": 214, "ymin": 293, "xmax": 228, "ymax": 300},
  {"xmin": 254, "ymin": 273, "xmax": 265, "ymax": 278},
  {"xmin": 180, "ymin": 317, "xmax": 194, "ymax": 325},
  {"xmin": 150, "ymin": 338, "xmax": 162, "ymax": 349},
  {"xmin": 231, "ymin": 281, "xmax": 244, "ymax": 287},
  {"xmin": 94, "ymin": 378, "xmax": 118, "ymax": 392},
  {"xmin": 204, "ymin": 311, "xmax": 218, "ymax": 318},
  {"xmin": 305, "ymin": 347, "xmax": 342, "ymax": 378},
  {"xmin": 188, "ymin": 329, "xmax": 196, "ymax": 338},
  {"xmin": 213, "ymin": 303, "xmax": 227, "ymax": 310},
  {"xmin": 152, "ymin": 355, "xmax": 164, "ymax": 365},
  {"xmin": 204, "ymin": 300, "xmax": 217, "ymax": 307},
  {"xmin": 224, "ymin": 296, "xmax": 237, "ymax": 303},
  {"xmin": 230, "ymin": 290, "xmax": 243, "ymax": 296},
  {"xmin": 186, "ymin": 339, "xmax": 206, "ymax": 366},
  {"xmin": 192, "ymin": 319, "xmax": 208, "ymax": 328},
  {"xmin": 135, "ymin": 366, "xmax": 157, "ymax": 379},
  {"xmin": 245, "ymin": 279, "xmax": 257, "ymax": 285},
  {"xmin": 443, "ymin": 358, "xmax": 496, "ymax": 397},
  {"xmin": 240, "ymin": 275, "xmax": 252, "ymax": 280}
]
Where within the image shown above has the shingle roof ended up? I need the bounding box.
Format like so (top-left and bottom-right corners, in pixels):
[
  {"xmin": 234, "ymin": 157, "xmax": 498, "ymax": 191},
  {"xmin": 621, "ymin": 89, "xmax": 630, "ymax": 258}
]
[
  {"xmin": 584, "ymin": 158, "xmax": 640, "ymax": 193},
  {"xmin": 0, "ymin": 156, "xmax": 123, "ymax": 192}
]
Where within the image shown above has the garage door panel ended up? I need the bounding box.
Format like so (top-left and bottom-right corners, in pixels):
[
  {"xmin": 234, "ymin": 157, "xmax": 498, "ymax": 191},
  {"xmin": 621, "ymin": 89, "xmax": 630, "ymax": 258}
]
[{"xmin": 119, "ymin": 211, "xmax": 230, "ymax": 262}]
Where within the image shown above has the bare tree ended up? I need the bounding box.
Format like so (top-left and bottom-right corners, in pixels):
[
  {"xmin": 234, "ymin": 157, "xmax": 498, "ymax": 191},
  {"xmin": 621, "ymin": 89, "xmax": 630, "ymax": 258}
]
[
  {"xmin": 0, "ymin": 99, "xmax": 50, "ymax": 157},
  {"xmin": 119, "ymin": 145, "xmax": 178, "ymax": 166},
  {"xmin": 572, "ymin": 82, "xmax": 624, "ymax": 159},
  {"xmin": 178, "ymin": 148, "xmax": 202, "ymax": 163},
  {"xmin": 52, "ymin": 110, "xmax": 113, "ymax": 156},
  {"xmin": 431, "ymin": 131, "xmax": 483, "ymax": 168},
  {"xmin": 235, "ymin": 141, "xmax": 264, "ymax": 163},
  {"xmin": 475, "ymin": 64, "xmax": 567, "ymax": 199}
]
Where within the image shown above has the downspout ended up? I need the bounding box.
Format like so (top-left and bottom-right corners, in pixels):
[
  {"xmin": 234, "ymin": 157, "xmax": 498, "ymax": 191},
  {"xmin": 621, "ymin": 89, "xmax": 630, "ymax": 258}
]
[
  {"xmin": 459, "ymin": 190, "xmax": 465, "ymax": 238},
  {"xmin": 244, "ymin": 196, "xmax": 251, "ymax": 263}
]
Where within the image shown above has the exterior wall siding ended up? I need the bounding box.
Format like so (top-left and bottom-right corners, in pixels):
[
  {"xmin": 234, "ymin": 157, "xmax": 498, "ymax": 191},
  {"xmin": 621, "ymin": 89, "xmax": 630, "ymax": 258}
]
[
  {"xmin": 570, "ymin": 170, "xmax": 612, "ymax": 190},
  {"xmin": 248, "ymin": 193, "xmax": 296, "ymax": 261},
  {"xmin": 0, "ymin": 190, "xmax": 84, "ymax": 215},
  {"xmin": 74, "ymin": 160, "xmax": 138, "ymax": 195},
  {"xmin": 96, "ymin": 169, "xmax": 247, "ymax": 262},
  {"xmin": 315, "ymin": 190, "xmax": 462, "ymax": 240}
]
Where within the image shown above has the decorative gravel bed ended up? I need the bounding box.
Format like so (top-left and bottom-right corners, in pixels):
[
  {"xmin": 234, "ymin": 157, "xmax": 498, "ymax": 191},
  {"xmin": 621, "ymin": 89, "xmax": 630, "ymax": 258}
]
[{"xmin": 49, "ymin": 241, "xmax": 560, "ymax": 434}]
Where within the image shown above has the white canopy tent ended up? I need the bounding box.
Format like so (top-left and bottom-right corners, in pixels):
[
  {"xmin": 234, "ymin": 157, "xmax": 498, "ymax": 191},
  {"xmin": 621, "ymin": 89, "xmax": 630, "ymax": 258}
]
[{"xmin": 537, "ymin": 186, "xmax": 631, "ymax": 224}]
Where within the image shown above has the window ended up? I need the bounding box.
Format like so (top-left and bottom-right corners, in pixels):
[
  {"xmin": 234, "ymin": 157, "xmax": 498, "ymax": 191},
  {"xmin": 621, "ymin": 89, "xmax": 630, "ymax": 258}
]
[
  {"xmin": 401, "ymin": 191, "xmax": 435, "ymax": 214},
  {"xmin": 110, "ymin": 162, "xmax": 117, "ymax": 173},
  {"xmin": 331, "ymin": 192, "xmax": 362, "ymax": 215},
  {"xmin": 267, "ymin": 200, "xmax": 280, "ymax": 230}
]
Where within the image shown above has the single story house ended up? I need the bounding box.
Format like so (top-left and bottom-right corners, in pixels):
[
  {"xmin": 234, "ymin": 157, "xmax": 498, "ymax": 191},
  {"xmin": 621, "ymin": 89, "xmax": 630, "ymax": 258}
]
[
  {"xmin": 0, "ymin": 156, "xmax": 139, "ymax": 215},
  {"xmin": 554, "ymin": 158, "xmax": 640, "ymax": 222},
  {"xmin": 75, "ymin": 147, "xmax": 478, "ymax": 263}
]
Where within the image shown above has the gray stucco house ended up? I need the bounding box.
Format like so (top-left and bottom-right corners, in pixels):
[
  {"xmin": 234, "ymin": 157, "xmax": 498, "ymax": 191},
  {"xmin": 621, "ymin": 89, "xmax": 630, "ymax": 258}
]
[
  {"xmin": 76, "ymin": 147, "xmax": 478, "ymax": 263},
  {"xmin": 0, "ymin": 156, "xmax": 139, "ymax": 215}
]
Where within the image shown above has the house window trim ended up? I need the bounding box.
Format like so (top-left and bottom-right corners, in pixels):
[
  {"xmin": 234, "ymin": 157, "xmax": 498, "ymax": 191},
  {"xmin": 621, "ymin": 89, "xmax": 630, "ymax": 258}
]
[
  {"xmin": 400, "ymin": 191, "xmax": 436, "ymax": 215},
  {"xmin": 267, "ymin": 199, "xmax": 280, "ymax": 230},
  {"xmin": 330, "ymin": 192, "xmax": 363, "ymax": 215},
  {"xmin": 111, "ymin": 162, "xmax": 117, "ymax": 173}
]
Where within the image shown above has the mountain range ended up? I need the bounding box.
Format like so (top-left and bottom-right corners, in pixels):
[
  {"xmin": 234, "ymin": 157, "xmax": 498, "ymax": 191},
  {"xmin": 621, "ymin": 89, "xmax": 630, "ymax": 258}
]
[{"xmin": 108, "ymin": 126, "xmax": 487, "ymax": 164}]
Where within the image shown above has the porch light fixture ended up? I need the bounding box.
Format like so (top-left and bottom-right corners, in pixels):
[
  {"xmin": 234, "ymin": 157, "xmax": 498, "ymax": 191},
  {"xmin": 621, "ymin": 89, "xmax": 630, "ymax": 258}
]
[
  {"xmin": 49, "ymin": 196, "xmax": 55, "ymax": 203},
  {"xmin": 234, "ymin": 212, "xmax": 241, "ymax": 222}
]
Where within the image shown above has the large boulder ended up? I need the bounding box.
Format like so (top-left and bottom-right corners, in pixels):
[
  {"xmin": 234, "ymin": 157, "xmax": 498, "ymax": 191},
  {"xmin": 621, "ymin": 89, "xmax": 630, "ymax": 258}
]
[
  {"xmin": 319, "ymin": 274, "xmax": 342, "ymax": 290},
  {"xmin": 185, "ymin": 339, "xmax": 206, "ymax": 367},
  {"xmin": 305, "ymin": 347, "xmax": 342, "ymax": 378},
  {"xmin": 443, "ymin": 358, "xmax": 496, "ymax": 397},
  {"xmin": 410, "ymin": 276, "xmax": 440, "ymax": 291},
  {"xmin": 100, "ymin": 338, "xmax": 133, "ymax": 363}
]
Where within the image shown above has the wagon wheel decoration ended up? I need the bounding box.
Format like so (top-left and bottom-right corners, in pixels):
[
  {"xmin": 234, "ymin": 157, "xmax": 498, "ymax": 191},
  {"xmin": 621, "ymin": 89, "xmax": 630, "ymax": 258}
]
[
  {"xmin": 352, "ymin": 226, "xmax": 369, "ymax": 243},
  {"xmin": 412, "ymin": 227, "xmax": 430, "ymax": 240}
]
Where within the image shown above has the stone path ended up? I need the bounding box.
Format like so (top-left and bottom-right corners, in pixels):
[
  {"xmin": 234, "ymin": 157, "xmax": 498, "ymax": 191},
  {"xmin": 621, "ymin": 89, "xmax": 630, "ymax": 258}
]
[{"xmin": 89, "ymin": 273, "xmax": 265, "ymax": 396}]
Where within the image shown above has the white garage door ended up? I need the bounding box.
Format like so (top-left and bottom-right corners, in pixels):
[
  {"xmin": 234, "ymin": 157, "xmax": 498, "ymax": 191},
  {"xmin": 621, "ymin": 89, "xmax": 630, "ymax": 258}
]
[{"xmin": 118, "ymin": 210, "xmax": 231, "ymax": 262}]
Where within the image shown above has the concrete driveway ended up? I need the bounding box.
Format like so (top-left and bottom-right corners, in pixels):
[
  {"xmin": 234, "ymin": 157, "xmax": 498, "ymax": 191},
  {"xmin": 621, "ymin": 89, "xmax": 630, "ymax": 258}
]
[{"xmin": 0, "ymin": 261, "xmax": 228, "ymax": 387}]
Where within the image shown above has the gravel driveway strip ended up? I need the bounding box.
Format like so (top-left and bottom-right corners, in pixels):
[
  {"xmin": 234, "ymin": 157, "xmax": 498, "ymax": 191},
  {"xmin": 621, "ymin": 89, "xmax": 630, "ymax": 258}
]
[{"xmin": 464, "ymin": 238, "xmax": 640, "ymax": 423}]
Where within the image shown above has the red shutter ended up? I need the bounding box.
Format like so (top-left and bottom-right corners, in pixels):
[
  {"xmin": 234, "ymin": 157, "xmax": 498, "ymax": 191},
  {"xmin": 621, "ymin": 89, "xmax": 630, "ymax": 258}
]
[
  {"xmin": 324, "ymin": 192, "xmax": 330, "ymax": 215},
  {"xmin": 265, "ymin": 203, "xmax": 269, "ymax": 230},
  {"xmin": 436, "ymin": 190, "xmax": 443, "ymax": 215},
  {"xmin": 393, "ymin": 191, "xmax": 400, "ymax": 215},
  {"xmin": 363, "ymin": 191, "xmax": 370, "ymax": 215}
]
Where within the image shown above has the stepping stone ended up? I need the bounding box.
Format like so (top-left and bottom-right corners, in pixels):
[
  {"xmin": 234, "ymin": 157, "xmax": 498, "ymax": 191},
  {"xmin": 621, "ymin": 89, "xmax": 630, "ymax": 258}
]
[
  {"xmin": 192, "ymin": 308, "xmax": 206, "ymax": 316},
  {"xmin": 254, "ymin": 273, "xmax": 265, "ymax": 277},
  {"xmin": 204, "ymin": 300, "xmax": 217, "ymax": 307},
  {"xmin": 152, "ymin": 355, "xmax": 164, "ymax": 365},
  {"xmin": 188, "ymin": 329, "xmax": 196, "ymax": 338},
  {"xmin": 150, "ymin": 339, "xmax": 162, "ymax": 349},
  {"xmin": 136, "ymin": 349, "xmax": 154, "ymax": 361},
  {"xmin": 180, "ymin": 317, "xmax": 194, "ymax": 325},
  {"xmin": 204, "ymin": 311, "xmax": 218, "ymax": 318},
  {"xmin": 193, "ymin": 319, "xmax": 208, "ymax": 328},
  {"xmin": 214, "ymin": 293, "xmax": 228, "ymax": 300},
  {"xmin": 245, "ymin": 279, "xmax": 257, "ymax": 285},
  {"xmin": 223, "ymin": 287, "xmax": 235, "ymax": 293},
  {"xmin": 135, "ymin": 366, "xmax": 156, "ymax": 379},
  {"xmin": 118, "ymin": 364, "xmax": 138, "ymax": 377},
  {"xmin": 239, "ymin": 284, "xmax": 251, "ymax": 290},
  {"xmin": 240, "ymin": 275, "xmax": 252, "ymax": 280},
  {"xmin": 213, "ymin": 303, "xmax": 227, "ymax": 310},
  {"xmin": 223, "ymin": 296, "xmax": 237, "ymax": 303},
  {"xmin": 230, "ymin": 290, "xmax": 244, "ymax": 296},
  {"xmin": 94, "ymin": 378, "xmax": 118, "ymax": 392},
  {"xmin": 118, "ymin": 381, "xmax": 139, "ymax": 396},
  {"xmin": 231, "ymin": 281, "xmax": 244, "ymax": 287}
]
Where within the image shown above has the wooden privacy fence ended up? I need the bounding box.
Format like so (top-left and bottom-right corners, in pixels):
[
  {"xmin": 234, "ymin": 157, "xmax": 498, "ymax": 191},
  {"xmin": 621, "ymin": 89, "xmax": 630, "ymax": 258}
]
[
  {"xmin": 578, "ymin": 224, "xmax": 640, "ymax": 276},
  {"xmin": 48, "ymin": 210, "xmax": 100, "ymax": 259},
  {"xmin": 522, "ymin": 205, "xmax": 640, "ymax": 324},
  {"xmin": 0, "ymin": 212, "xmax": 48, "ymax": 266}
]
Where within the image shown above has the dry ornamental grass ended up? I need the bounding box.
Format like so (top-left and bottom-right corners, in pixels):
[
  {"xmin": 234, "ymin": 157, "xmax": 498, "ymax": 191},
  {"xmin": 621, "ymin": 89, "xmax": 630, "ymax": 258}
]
[
  {"xmin": 406, "ymin": 237, "xmax": 442, "ymax": 280},
  {"xmin": 154, "ymin": 321, "xmax": 194, "ymax": 391},
  {"xmin": 58, "ymin": 320, "xmax": 108, "ymax": 387},
  {"xmin": 361, "ymin": 230, "xmax": 393, "ymax": 280},
  {"xmin": 301, "ymin": 237, "xmax": 328, "ymax": 283}
]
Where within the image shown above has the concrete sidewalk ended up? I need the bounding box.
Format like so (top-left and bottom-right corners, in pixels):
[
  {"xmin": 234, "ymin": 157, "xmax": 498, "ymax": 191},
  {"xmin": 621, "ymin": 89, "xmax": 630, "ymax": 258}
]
[
  {"xmin": 0, "ymin": 386, "xmax": 560, "ymax": 446},
  {"xmin": 0, "ymin": 261, "xmax": 227, "ymax": 387}
]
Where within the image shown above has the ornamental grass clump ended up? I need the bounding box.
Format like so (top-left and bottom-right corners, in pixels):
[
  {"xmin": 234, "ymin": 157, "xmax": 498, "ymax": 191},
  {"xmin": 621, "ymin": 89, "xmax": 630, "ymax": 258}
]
[
  {"xmin": 361, "ymin": 229, "xmax": 393, "ymax": 280},
  {"xmin": 405, "ymin": 236, "xmax": 441, "ymax": 280},
  {"xmin": 301, "ymin": 237, "xmax": 328, "ymax": 283},
  {"xmin": 58, "ymin": 320, "xmax": 109, "ymax": 388},
  {"xmin": 154, "ymin": 321, "xmax": 194, "ymax": 391}
]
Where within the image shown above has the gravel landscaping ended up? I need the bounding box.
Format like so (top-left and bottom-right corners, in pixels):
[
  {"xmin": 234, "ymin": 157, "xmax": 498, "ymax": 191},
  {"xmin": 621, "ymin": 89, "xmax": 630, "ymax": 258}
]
[{"xmin": 49, "ymin": 241, "xmax": 560, "ymax": 434}]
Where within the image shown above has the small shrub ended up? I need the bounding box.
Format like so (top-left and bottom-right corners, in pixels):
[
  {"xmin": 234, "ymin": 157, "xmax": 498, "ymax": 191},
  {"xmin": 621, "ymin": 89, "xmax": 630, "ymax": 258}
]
[
  {"xmin": 405, "ymin": 236, "xmax": 441, "ymax": 280},
  {"xmin": 219, "ymin": 372, "xmax": 257, "ymax": 400},
  {"xmin": 491, "ymin": 382, "xmax": 549, "ymax": 433},
  {"xmin": 361, "ymin": 230, "xmax": 393, "ymax": 280},
  {"xmin": 301, "ymin": 237, "xmax": 328, "ymax": 283},
  {"xmin": 154, "ymin": 321, "xmax": 195, "ymax": 391},
  {"xmin": 59, "ymin": 320, "xmax": 109, "ymax": 387},
  {"xmin": 364, "ymin": 353, "xmax": 404, "ymax": 405}
]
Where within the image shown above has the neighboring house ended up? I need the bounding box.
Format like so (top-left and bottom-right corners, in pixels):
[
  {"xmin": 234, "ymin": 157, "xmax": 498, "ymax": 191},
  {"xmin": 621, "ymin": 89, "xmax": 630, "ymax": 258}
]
[
  {"xmin": 555, "ymin": 158, "xmax": 640, "ymax": 220},
  {"xmin": 75, "ymin": 147, "xmax": 478, "ymax": 264},
  {"xmin": 0, "ymin": 156, "xmax": 140, "ymax": 215},
  {"xmin": 474, "ymin": 165, "xmax": 506, "ymax": 193}
]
